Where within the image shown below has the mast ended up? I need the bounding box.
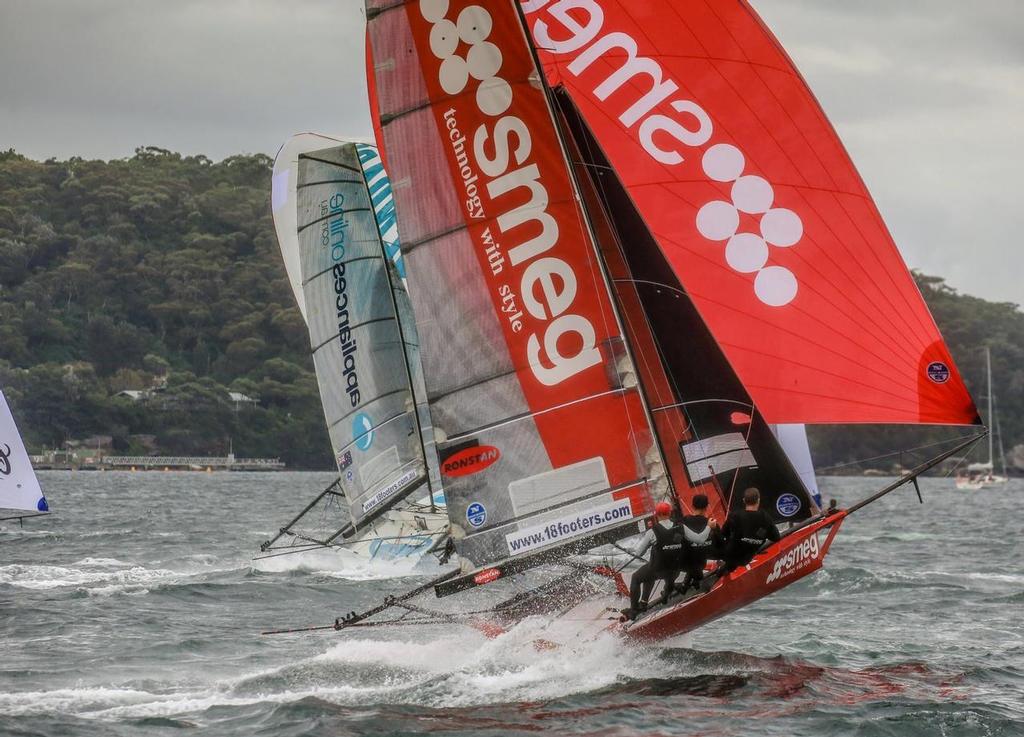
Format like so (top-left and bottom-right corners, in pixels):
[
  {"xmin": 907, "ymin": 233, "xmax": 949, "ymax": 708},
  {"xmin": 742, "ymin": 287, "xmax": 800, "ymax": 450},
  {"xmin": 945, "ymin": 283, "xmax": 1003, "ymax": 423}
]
[
  {"xmin": 553, "ymin": 88, "xmax": 817, "ymax": 522},
  {"xmin": 987, "ymin": 346, "xmax": 994, "ymax": 468},
  {"xmin": 362, "ymin": 151, "xmax": 438, "ymax": 511},
  {"xmin": 987, "ymin": 346, "xmax": 1007, "ymax": 477},
  {"xmin": 994, "ymin": 396, "xmax": 1008, "ymax": 477}
]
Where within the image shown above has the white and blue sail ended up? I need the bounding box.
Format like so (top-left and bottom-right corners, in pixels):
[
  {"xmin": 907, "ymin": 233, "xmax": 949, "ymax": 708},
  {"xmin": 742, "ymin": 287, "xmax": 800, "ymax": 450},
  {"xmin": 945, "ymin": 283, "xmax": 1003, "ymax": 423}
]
[
  {"xmin": 272, "ymin": 133, "xmax": 357, "ymax": 321},
  {"xmin": 355, "ymin": 142, "xmax": 444, "ymax": 502},
  {"xmin": 262, "ymin": 135, "xmax": 445, "ymax": 561},
  {"xmin": 772, "ymin": 424, "xmax": 821, "ymax": 508},
  {"xmin": 0, "ymin": 391, "xmax": 48, "ymax": 515}
]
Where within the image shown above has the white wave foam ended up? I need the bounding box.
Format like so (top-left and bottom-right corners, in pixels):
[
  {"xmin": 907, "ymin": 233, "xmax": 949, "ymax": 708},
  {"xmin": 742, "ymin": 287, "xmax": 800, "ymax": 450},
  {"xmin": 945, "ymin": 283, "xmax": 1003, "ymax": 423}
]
[
  {"xmin": 251, "ymin": 546, "xmax": 443, "ymax": 581},
  {"xmin": 309, "ymin": 617, "xmax": 651, "ymax": 706},
  {"xmin": 87, "ymin": 688, "xmax": 372, "ymax": 721},
  {"xmin": 181, "ymin": 553, "xmax": 221, "ymax": 567},
  {"xmin": 0, "ymin": 686, "xmax": 168, "ymax": 717},
  {"xmin": 71, "ymin": 557, "xmax": 132, "ymax": 568},
  {"xmin": 0, "ymin": 556, "xmax": 248, "ymax": 595},
  {"xmin": 0, "ymin": 527, "xmax": 55, "ymax": 537},
  {"xmin": 921, "ymin": 570, "xmax": 1024, "ymax": 585},
  {"xmin": 0, "ymin": 563, "xmax": 178, "ymax": 591},
  {"xmin": 0, "ymin": 619, "xmax": 717, "ymax": 720}
]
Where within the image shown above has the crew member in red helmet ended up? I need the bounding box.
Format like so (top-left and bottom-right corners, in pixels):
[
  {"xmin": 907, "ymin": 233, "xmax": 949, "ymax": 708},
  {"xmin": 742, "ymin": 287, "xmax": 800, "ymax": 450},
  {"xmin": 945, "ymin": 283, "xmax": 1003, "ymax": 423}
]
[{"xmin": 623, "ymin": 500, "xmax": 687, "ymax": 620}]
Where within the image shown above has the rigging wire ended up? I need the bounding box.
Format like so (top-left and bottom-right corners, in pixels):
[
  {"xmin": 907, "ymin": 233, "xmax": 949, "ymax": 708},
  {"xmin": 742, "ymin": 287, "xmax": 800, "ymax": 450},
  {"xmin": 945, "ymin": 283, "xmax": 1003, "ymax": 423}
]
[
  {"xmin": 565, "ymin": 96, "xmax": 695, "ymax": 510},
  {"xmin": 812, "ymin": 434, "xmax": 982, "ymax": 476},
  {"xmin": 562, "ymin": 88, "xmax": 769, "ymax": 520}
]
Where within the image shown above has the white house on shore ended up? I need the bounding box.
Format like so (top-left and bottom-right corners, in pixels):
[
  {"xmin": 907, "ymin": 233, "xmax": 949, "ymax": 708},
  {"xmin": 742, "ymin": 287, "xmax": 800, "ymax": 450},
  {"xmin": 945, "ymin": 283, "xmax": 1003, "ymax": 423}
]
[{"xmin": 116, "ymin": 389, "xmax": 258, "ymax": 408}]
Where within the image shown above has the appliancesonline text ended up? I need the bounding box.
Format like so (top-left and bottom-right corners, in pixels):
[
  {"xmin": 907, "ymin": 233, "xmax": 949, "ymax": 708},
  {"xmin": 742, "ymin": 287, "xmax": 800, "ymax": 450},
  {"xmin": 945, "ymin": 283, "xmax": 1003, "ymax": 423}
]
[
  {"xmin": 505, "ymin": 500, "xmax": 633, "ymax": 555},
  {"xmin": 322, "ymin": 193, "xmax": 362, "ymax": 408}
]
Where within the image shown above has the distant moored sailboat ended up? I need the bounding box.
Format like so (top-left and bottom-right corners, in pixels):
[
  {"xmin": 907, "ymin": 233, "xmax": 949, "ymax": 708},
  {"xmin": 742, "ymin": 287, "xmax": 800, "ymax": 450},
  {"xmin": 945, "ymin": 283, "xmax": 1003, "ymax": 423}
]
[{"xmin": 957, "ymin": 347, "xmax": 1008, "ymax": 489}]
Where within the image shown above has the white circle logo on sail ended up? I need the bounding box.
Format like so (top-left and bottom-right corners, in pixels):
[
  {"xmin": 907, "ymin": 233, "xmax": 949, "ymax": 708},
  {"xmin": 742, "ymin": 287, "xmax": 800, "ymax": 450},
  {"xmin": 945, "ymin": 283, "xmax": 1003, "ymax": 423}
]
[
  {"xmin": 776, "ymin": 493, "xmax": 802, "ymax": 518},
  {"xmin": 697, "ymin": 144, "xmax": 803, "ymax": 308},
  {"xmin": 353, "ymin": 412, "xmax": 374, "ymax": 451},
  {"xmin": 426, "ymin": 3, "xmax": 510, "ymax": 115},
  {"xmin": 926, "ymin": 362, "xmax": 950, "ymax": 383}
]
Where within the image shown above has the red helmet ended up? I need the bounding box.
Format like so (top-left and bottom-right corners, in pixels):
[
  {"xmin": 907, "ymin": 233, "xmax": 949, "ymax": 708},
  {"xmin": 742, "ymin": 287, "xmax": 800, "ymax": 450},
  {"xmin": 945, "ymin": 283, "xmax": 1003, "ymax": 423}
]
[{"xmin": 655, "ymin": 501, "xmax": 672, "ymax": 517}]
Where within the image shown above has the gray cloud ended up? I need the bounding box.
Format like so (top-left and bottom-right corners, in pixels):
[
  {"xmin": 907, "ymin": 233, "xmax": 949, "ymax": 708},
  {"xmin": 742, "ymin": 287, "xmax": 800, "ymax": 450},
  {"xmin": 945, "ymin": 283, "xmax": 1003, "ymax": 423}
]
[
  {"xmin": 0, "ymin": 0, "xmax": 1020, "ymax": 304},
  {"xmin": 751, "ymin": 0, "xmax": 1024, "ymax": 305},
  {"xmin": 0, "ymin": 0, "xmax": 372, "ymax": 161}
]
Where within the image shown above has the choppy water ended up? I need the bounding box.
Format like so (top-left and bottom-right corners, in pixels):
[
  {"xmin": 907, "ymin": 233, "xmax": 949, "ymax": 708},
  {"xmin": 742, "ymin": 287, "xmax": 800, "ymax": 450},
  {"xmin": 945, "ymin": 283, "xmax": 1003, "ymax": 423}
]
[{"xmin": 2, "ymin": 471, "xmax": 1022, "ymax": 736}]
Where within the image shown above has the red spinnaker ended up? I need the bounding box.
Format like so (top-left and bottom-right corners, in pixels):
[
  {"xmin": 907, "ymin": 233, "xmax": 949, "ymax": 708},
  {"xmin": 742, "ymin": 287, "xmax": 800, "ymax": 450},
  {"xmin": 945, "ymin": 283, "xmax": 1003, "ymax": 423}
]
[{"xmin": 523, "ymin": 0, "xmax": 979, "ymax": 426}]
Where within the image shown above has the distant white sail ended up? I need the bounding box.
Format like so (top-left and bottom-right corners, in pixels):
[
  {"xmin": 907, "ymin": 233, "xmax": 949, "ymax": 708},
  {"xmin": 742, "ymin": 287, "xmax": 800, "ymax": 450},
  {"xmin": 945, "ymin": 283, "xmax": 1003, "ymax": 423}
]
[
  {"xmin": 0, "ymin": 391, "xmax": 48, "ymax": 513},
  {"xmin": 260, "ymin": 136, "xmax": 447, "ymax": 563},
  {"xmin": 772, "ymin": 424, "xmax": 821, "ymax": 506}
]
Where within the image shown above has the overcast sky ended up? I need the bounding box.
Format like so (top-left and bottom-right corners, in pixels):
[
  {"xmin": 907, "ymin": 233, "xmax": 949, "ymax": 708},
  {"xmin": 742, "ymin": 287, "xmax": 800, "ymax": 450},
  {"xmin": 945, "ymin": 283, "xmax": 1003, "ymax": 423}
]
[{"xmin": 1, "ymin": 0, "xmax": 1021, "ymax": 304}]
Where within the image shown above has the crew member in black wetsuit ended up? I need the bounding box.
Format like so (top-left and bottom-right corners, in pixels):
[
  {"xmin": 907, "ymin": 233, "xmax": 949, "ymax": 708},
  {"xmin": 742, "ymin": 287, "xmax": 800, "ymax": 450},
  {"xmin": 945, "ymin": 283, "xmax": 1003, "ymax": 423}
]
[
  {"xmin": 624, "ymin": 501, "xmax": 686, "ymax": 620},
  {"xmin": 676, "ymin": 494, "xmax": 715, "ymax": 595},
  {"xmin": 713, "ymin": 487, "xmax": 780, "ymax": 578}
]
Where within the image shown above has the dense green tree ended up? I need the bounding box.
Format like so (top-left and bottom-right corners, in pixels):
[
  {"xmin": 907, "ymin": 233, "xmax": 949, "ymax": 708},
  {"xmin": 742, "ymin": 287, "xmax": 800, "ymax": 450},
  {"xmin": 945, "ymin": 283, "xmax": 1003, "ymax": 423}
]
[
  {"xmin": 0, "ymin": 149, "xmax": 331, "ymax": 469},
  {"xmin": 0, "ymin": 148, "xmax": 1019, "ymax": 473}
]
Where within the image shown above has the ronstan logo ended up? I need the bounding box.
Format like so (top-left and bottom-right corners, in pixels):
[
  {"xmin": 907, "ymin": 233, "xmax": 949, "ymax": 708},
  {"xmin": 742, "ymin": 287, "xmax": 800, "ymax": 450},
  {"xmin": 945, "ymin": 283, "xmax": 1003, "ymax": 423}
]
[
  {"xmin": 442, "ymin": 445, "xmax": 501, "ymax": 478},
  {"xmin": 473, "ymin": 567, "xmax": 502, "ymax": 585},
  {"xmin": 0, "ymin": 443, "xmax": 11, "ymax": 477}
]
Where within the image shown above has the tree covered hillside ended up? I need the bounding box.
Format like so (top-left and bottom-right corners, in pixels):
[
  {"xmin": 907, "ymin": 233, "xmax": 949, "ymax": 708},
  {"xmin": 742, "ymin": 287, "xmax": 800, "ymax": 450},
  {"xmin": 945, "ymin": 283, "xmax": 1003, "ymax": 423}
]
[
  {"xmin": 0, "ymin": 148, "xmax": 1020, "ymax": 472},
  {"xmin": 0, "ymin": 147, "xmax": 329, "ymax": 468}
]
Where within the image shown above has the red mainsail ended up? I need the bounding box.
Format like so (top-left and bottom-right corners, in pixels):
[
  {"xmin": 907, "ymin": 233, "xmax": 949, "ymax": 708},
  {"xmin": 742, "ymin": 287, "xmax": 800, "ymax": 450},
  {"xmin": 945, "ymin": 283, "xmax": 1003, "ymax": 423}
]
[
  {"xmin": 522, "ymin": 0, "xmax": 979, "ymax": 426},
  {"xmin": 366, "ymin": 0, "xmax": 667, "ymax": 575},
  {"xmin": 364, "ymin": 28, "xmax": 388, "ymax": 169}
]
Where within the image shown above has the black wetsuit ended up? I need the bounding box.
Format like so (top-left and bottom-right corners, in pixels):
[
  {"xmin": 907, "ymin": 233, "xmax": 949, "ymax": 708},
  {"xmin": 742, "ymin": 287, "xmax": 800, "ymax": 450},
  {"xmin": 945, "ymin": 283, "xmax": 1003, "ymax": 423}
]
[
  {"xmin": 678, "ymin": 514, "xmax": 714, "ymax": 592},
  {"xmin": 718, "ymin": 508, "xmax": 780, "ymax": 575},
  {"xmin": 629, "ymin": 523, "xmax": 687, "ymax": 611}
]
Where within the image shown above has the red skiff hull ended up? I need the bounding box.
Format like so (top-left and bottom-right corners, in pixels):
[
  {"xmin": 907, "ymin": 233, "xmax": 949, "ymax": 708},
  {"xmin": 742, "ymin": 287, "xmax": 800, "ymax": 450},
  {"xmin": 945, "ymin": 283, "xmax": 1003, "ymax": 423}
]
[{"xmin": 623, "ymin": 512, "xmax": 846, "ymax": 642}]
